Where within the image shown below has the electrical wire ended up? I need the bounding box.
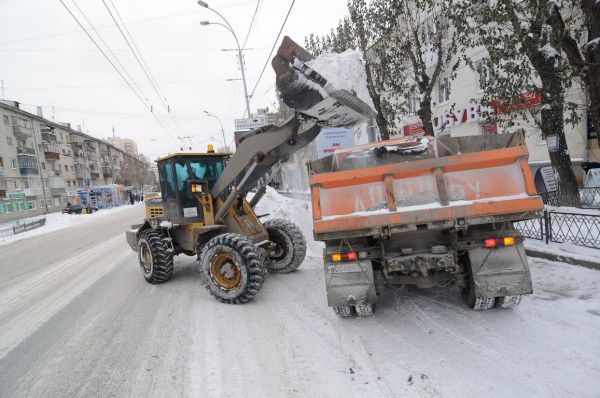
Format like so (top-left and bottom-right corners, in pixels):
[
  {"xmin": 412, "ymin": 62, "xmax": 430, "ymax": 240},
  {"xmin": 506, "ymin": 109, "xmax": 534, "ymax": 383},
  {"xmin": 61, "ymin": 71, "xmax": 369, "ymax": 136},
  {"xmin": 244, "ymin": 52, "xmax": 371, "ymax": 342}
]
[
  {"xmin": 101, "ymin": 0, "xmax": 188, "ymax": 138},
  {"xmin": 242, "ymin": 0, "xmax": 261, "ymax": 49},
  {"xmin": 248, "ymin": 0, "xmax": 295, "ymax": 101},
  {"xmin": 58, "ymin": 0, "xmax": 179, "ymax": 146}
]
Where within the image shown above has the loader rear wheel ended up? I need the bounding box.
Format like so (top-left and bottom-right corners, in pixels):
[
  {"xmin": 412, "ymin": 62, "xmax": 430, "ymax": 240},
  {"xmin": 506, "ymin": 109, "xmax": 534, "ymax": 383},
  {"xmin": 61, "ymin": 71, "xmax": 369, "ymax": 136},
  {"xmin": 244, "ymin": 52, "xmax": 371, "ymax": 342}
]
[
  {"xmin": 137, "ymin": 230, "xmax": 174, "ymax": 284},
  {"xmin": 200, "ymin": 233, "xmax": 265, "ymax": 304},
  {"xmin": 264, "ymin": 219, "xmax": 306, "ymax": 273}
]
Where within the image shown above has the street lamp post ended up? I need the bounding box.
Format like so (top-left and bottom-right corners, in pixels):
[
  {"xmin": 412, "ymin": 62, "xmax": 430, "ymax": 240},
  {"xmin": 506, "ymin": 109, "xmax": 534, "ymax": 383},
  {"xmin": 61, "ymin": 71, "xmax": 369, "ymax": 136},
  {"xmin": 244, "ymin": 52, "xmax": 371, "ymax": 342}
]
[
  {"xmin": 203, "ymin": 110, "xmax": 228, "ymax": 151},
  {"xmin": 198, "ymin": 1, "xmax": 251, "ymax": 118}
]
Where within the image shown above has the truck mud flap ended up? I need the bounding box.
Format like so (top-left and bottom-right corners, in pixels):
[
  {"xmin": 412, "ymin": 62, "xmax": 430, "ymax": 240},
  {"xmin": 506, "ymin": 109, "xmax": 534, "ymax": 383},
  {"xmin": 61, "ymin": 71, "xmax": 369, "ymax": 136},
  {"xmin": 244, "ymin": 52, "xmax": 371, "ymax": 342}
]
[
  {"xmin": 467, "ymin": 241, "xmax": 533, "ymax": 297},
  {"xmin": 324, "ymin": 259, "xmax": 376, "ymax": 307}
]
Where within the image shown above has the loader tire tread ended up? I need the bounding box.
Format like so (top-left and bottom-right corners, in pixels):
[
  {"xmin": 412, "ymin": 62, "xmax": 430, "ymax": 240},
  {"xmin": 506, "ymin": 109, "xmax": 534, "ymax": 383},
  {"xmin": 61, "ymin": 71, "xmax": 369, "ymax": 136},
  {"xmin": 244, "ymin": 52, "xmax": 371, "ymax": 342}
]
[
  {"xmin": 139, "ymin": 230, "xmax": 174, "ymax": 284},
  {"xmin": 200, "ymin": 233, "xmax": 265, "ymax": 304},
  {"xmin": 264, "ymin": 219, "xmax": 307, "ymax": 274},
  {"xmin": 495, "ymin": 295, "xmax": 522, "ymax": 309}
]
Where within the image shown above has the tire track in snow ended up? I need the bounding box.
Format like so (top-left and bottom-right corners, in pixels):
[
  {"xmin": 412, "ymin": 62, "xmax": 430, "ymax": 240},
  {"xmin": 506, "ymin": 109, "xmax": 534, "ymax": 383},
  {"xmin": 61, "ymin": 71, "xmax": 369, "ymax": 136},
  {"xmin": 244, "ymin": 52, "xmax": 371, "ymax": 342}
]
[{"xmin": 0, "ymin": 235, "xmax": 130, "ymax": 360}]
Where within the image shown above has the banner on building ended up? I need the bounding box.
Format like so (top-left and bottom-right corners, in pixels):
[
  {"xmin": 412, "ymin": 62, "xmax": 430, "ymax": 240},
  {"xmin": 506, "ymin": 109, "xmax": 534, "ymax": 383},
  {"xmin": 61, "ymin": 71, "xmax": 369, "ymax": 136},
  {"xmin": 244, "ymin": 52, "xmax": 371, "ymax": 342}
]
[{"xmin": 315, "ymin": 127, "xmax": 355, "ymax": 159}]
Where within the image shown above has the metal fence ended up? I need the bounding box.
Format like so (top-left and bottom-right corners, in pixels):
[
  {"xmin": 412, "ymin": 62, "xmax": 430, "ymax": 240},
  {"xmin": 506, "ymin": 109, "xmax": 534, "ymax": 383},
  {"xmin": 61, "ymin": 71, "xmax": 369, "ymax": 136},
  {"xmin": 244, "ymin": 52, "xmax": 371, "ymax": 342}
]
[
  {"xmin": 0, "ymin": 217, "xmax": 46, "ymax": 238},
  {"xmin": 515, "ymin": 210, "xmax": 600, "ymax": 249},
  {"xmin": 540, "ymin": 188, "xmax": 600, "ymax": 209}
]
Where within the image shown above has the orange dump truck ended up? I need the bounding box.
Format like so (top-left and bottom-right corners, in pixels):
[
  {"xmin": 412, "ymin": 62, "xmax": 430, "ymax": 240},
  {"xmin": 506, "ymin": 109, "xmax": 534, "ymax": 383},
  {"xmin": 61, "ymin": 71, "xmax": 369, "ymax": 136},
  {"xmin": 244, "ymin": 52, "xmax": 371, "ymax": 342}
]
[{"xmin": 308, "ymin": 132, "xmax": 543, "ymax": 317}]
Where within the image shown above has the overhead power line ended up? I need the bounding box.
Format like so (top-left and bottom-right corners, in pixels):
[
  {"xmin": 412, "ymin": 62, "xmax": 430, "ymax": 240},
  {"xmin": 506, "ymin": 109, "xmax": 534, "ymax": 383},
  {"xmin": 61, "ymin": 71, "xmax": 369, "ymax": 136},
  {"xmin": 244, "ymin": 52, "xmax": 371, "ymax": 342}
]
[
  {"xmin": 101, "ymin": 0, "xmax": 188, "ymax": 138},
  {"xmin": 242, "ymin": 0, "xmax": 261, "ymax": 49},
  {"xmin": 58, "ymin": 0, "xmax": 179, "ymax": 146},
  {"xmin": 249, "ymin": 0, "xmax": 295, "ymax": 101}
]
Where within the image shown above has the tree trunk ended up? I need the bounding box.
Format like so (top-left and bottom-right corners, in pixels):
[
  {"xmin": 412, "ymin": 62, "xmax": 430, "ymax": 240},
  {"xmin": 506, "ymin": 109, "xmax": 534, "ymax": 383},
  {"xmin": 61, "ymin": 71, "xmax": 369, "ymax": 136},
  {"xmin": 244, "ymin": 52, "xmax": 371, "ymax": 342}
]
[
  {"xmin": 540, "ymin": 105, "xmax": 581, "ymax": 206},
  {"xmin": 364, "ymin": 60, "xmax": 390, "ymax": 140},
  {"xmin": 418, "ymin": 94, "xmax": 434, "ymax": 137}
]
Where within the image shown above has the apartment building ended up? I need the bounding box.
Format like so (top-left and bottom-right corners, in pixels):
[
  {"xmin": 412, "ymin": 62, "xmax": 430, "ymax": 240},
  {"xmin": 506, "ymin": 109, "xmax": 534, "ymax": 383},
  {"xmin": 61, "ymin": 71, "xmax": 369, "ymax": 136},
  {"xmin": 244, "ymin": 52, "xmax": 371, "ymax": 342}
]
[
  {"xmin": 0, "ymin": 100, "xmax": 152, "ymax": 223},
  {"xmin": 104, "ymin": 136, "xmax": 139, "ymax": 158}
]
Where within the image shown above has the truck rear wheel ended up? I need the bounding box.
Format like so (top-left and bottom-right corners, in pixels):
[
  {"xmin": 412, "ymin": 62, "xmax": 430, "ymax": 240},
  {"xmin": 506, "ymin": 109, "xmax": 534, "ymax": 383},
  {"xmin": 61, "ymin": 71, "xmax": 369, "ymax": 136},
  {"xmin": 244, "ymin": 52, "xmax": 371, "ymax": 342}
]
[
  {"xmin": 137, "ymin": 230, "xmax": 174, "ymax": 284},
  {"xmin": 264, "ymin": 219, "xmax": 307, "ymax": 273},
  {"xmin": 200, "ymin": 233, "xmax": 265, "ymax": 304},
  {"xmin": 333, "ymin": 306, "xmax": 353, "ymax": 317},
  {"xmin": 495, "ymin": 295, "xmax": 522, "ymax": 309}
]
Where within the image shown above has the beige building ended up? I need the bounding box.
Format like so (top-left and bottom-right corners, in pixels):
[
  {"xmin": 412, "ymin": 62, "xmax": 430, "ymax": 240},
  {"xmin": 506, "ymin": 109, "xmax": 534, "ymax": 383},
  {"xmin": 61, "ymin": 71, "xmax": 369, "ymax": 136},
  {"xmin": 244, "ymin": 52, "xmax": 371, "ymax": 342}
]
[
  {"xmin": 389, "ymin": 45, "xmax": 597, "ymax": 188},
  {"xmin": 0, "ymin": 100, "xmax": 152, "ymax": 223},
  {"xmin": 104, "ymin": 137, "xmax": 139, "ymax": 158}
]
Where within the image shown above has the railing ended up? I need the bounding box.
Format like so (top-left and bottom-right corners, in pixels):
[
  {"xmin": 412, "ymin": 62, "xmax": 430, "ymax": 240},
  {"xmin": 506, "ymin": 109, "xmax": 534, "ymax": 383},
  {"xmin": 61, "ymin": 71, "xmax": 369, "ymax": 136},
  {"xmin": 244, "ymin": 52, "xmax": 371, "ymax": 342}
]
[
  {"xmin": 515, "ymin": 210, "xmax": 600, "ymax": 249},
  {"xmin": 540, "ymin": 188, "xmax": 600, "ymax": 209},
  {"xmin": 0, "ymin": 218, "xmax": 46, "ymax": 238},
  {"xmin": 17, "ymin": 147, "xmax": 36, "ymax": 155},
  {"xmin": 73, "ymin": 156, "xmax": 86, "ymax": 165},
  {"xmin": 43, "ymin": 142, "xmax": 61, "ymax": 154}
]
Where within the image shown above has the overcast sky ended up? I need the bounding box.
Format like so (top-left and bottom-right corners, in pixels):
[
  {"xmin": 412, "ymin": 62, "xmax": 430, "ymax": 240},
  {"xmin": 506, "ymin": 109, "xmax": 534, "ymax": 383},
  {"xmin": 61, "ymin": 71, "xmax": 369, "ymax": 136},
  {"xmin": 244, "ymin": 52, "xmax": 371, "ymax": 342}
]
[{"xmin": 0, "ymin": 0, "xmax": 349, "ymax": 158}]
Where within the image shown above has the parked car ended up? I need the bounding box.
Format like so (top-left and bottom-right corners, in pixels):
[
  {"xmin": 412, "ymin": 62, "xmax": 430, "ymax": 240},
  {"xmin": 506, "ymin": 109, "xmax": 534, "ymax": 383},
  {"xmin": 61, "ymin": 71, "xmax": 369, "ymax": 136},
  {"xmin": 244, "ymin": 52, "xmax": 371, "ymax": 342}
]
[{"xmin": 62, "ymin": 204, "xmax": 98, "ymax": 214}]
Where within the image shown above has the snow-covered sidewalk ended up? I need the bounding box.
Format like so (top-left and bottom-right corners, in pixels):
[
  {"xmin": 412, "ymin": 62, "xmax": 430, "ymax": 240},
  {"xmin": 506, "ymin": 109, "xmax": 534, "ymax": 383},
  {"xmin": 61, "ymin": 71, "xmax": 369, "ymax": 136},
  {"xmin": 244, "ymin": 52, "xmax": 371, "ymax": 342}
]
[{"xmin": 0, "ymin": 203, "xmax": 143, "ymax": 247}]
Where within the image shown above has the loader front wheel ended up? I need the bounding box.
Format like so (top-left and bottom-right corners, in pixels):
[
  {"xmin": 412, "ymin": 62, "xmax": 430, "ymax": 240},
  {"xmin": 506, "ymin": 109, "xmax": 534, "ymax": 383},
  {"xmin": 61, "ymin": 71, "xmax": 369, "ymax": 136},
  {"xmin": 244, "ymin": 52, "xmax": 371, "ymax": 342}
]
[
  {"xmin": 200, "ymin": 233, "xmax": 265, "ymax": 304},
  {"xmin": 264, "ymin": 219, "xmax": 306, "ymax": 273},
  {"xmin": 137, "ymin": 230, "xmax": 174, "ymax": 284}
]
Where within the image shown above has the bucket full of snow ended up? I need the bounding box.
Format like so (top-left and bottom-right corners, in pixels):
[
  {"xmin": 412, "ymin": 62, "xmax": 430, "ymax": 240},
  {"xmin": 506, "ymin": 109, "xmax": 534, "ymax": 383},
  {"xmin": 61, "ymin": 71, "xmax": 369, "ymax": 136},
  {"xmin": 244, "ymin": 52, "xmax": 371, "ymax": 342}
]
[{"xmin": 272, "ymin": 36, "xmax": 376, "ymax": 127}]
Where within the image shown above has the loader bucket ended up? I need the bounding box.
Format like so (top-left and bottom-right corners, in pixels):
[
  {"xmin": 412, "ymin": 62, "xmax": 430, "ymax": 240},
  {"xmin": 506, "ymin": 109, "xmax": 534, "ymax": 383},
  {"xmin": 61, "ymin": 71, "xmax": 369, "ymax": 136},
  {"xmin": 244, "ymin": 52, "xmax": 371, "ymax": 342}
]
[{"xmin": 272, "ymin": 36, "xmax": 376, "ymax": 127}]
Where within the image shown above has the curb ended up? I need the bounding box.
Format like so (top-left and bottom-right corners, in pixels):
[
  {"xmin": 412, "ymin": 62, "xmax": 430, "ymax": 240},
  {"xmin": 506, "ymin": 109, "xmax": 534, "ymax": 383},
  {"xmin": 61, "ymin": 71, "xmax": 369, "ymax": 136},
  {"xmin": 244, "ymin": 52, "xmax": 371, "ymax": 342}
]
[{"xmin": 526, "ymin": 248, "xmax": 600, "ymax": 271}]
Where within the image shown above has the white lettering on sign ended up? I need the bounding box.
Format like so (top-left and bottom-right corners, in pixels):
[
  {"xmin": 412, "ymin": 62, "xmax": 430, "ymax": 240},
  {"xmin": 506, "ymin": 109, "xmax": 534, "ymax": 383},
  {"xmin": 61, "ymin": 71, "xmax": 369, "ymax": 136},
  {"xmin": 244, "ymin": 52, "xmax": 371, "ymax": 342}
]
[{"xmin": 434, "ymin": 103, "xmax": 496, "ymax": 135}]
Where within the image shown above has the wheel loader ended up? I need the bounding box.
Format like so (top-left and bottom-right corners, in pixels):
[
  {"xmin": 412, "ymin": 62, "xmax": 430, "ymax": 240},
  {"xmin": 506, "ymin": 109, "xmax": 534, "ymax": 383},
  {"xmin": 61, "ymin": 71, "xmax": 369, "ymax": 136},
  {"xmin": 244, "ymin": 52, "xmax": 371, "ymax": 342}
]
[{"xmin": 125, "ymin": 37, "xmax": 376, "ymax": 303}]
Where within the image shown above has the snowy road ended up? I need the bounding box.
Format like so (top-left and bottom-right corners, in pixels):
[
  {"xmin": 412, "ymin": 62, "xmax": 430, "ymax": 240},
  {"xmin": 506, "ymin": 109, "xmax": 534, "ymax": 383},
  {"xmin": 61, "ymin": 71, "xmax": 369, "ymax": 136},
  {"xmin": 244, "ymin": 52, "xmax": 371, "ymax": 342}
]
[{"xmin": 0, "ymin": 196, "xmax": 599, "ymax": 397}]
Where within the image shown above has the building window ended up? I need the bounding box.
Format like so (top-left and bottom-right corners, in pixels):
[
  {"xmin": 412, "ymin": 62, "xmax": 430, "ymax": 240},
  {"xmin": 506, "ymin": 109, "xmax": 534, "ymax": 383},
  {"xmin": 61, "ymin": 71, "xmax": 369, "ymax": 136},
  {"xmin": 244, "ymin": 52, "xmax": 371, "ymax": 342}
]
[
  {"xmin": 7, "ymin": 137, "xmax": 13, "ymax": 147},
  {"xmin": 40, "ymin": 200, "xmax": 45, "ymax": 208},
  {"xmin": 11, "ymin": 159, "xmax": 16, "ymax": 169},
  {"xmin": 476, "ymin": 59, "xmax": 493, "ymax": 91},
  {"xmin": 0, "ymin": 157, "xmax": 3, "ymax": 167},
  {"xmin": 44, "ymin": 180, "xmax": 49, "ymax": 188},
  {"xmin": 71, "ymin": 166, "xmax": 74, "ymax": 172},
  {"xmin": 406, "ymin": 92, "xmax": 418, "ymax": 115},
  {"xmin": 67, "ymin": 181, "xmax": 71, "ymax": 187},
  {"xmin": 438, "ymin": 78, "xmax": 450, "ymax": 104},
  {"xmin": 41, "ymin": 162, "xmax": 46, "ymax": 171},
  {"xmin": 14, "ymin": 180, "xmax": 20, "ymax": 190},
  {"xmin": 64, "ymin": 164, "xmax": 68, "ymax": 172},
  {"xmin": 28, "ymin": 200, "xmax": 36, "ymax": 210},
  {"xmin": 3, "ymin": 115, "xmax": 8, "ymax": 125}
]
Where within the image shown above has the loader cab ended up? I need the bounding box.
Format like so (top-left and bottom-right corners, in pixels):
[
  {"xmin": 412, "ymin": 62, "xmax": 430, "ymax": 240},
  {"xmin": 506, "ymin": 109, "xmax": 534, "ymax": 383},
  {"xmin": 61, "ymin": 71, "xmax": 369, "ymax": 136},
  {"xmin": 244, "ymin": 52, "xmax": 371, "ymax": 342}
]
[{"xmin": 156, "ymin": 151, "xmax": 231, "ymax": 225}]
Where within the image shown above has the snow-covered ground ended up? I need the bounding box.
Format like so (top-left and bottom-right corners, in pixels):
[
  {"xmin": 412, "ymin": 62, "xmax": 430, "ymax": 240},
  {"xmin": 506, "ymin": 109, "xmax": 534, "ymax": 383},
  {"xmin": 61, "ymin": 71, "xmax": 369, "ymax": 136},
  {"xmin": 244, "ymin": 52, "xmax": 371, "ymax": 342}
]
[
  {"xmin": 0, "ymin": 203, "xmax": 143, "ymax": 247},
  {"xmin": 1, "ymin": 189, "xmax": 599, "ymax": 397}
]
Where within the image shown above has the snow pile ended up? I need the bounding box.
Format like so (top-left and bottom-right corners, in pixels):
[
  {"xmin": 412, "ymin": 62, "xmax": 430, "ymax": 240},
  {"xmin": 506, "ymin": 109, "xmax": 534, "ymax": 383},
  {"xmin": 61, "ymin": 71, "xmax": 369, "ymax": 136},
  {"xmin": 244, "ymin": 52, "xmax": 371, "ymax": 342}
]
[
  {"xmin": 306, "ymin": 49, "xmax": 376, "ymax": 111},
  {"xmin": 251, "ymin": 187, "xmax": 324, "ymax": 259},
  {"xmin": 0, "ymin": 203, "xmax": 142, "ymax": 247}
]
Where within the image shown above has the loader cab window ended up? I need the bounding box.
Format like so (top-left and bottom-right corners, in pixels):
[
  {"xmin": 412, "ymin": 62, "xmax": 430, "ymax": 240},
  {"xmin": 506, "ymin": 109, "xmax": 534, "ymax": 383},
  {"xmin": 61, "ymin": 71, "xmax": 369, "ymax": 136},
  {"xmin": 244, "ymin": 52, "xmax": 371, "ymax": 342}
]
[
  {"xmin": 162, "ymin": 162, "xmax": 176, "ymax": 200},
  {"xmin": 175, "ymin": 160, "xmax": 193, "ymax": 208},
  {"xmin": 189, "ymin": 157, "xmax": 226, "ymax": 190}
]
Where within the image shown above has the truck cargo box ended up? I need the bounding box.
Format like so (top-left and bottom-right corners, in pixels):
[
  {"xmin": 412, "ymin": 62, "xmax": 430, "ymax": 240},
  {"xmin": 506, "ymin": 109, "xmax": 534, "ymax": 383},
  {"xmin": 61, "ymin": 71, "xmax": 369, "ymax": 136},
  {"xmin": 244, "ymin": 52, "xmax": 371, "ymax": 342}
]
[{"xmin": 308, "ymin": 132, "xmax": 543, "ymax": 240}]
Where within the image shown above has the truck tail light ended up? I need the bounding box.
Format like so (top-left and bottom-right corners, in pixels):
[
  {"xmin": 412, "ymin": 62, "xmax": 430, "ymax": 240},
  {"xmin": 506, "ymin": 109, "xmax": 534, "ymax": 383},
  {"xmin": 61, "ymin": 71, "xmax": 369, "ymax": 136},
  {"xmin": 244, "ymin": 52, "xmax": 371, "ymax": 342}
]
[
  {"xmin": 484, "ymin": 236, "xmax": 516, "ymax": 248},
  {"xmin": 331, "ymin": 252, "xmax": 358, "ymax": 262},
  {"xmin": 484, "ymin": 238, "xmax": 497, "ymax": 248},
  {"xmin": 503, "ymin": 236, "xmax": 515, "ymax": 246}
]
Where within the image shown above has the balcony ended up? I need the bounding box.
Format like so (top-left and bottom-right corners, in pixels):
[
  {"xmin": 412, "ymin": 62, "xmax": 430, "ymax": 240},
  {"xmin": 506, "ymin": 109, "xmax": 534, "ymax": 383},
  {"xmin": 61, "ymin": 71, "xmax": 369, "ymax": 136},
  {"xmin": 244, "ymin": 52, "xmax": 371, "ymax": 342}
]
[
  {"xmin": 43, "ymin": 142, "xmax": 61, "ymax": 160},
  {"xmin": 49, "ymin": 176, "xmax": 66, "ymax": 195},
  {"xmin": 75, "ymin": 171, "xmax": 89, "ymax": 179},
  {"xmin": 11, "ymin": 117, "xmax": 33, "ymax": 140},
  {"xmin": 50, "ymin": 187, "xmax": 66, "ymax": 195},
  {"xmin": 70, "ymin": 135, "xmax": 84, "ymax": 148},
  {"xmin": 41, "ymin": 131, "xmax": 58, "ymax": 142},
  {"xmin": 17, "ymin": 153, "xmax": 39, "ymax": 176},
  {"xmin": 17, "ymin": 147, "xmax": 36, "ymax": 155},
  {"xmin": 87, "ymin": 157, "xmax": 99, "ymax": 167},
  {"xmin": 74, "ymin": 156, "xmax": 86, "ymax": 165},
  {"xmin": 90, "ymin": 172, "xmax": 100, "ymax": 179},
  {"xmin": 102, "ymin": 167, "xmax": 112, "ymax": 177}
]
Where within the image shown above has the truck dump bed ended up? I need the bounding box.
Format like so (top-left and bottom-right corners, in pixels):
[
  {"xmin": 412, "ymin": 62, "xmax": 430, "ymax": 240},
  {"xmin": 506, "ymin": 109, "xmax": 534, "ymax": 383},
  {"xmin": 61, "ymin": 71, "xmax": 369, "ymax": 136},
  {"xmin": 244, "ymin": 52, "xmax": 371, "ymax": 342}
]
[{"xmin": 308, "ymin": 132, "xmax": 543, "ymax": 240}]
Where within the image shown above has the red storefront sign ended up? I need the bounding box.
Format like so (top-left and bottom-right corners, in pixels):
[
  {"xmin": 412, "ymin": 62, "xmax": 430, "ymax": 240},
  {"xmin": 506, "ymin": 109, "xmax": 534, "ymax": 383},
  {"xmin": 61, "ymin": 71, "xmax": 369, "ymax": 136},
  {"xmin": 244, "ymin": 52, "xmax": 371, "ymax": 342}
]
[
  {"xmin": 494, "ymin": 92, "xmax": 543, "ymax": 114},
  {"xmin": 403, "ymin": 123, "xmax": 425, "ymax": 136}
]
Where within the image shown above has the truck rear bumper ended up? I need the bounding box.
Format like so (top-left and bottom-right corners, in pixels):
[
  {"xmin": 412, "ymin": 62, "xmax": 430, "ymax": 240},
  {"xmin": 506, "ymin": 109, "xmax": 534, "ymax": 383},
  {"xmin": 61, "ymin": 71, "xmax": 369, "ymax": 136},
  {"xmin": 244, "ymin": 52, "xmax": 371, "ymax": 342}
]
[
  {"xmin": 324, "ymin": 259, "xmax": 376, "ymax": 307},
  {"xmin": 468, "ymin": 241, "xmax": 533, "ymax": 297}
]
